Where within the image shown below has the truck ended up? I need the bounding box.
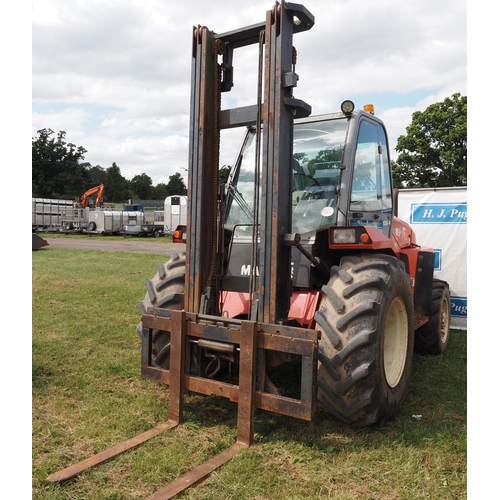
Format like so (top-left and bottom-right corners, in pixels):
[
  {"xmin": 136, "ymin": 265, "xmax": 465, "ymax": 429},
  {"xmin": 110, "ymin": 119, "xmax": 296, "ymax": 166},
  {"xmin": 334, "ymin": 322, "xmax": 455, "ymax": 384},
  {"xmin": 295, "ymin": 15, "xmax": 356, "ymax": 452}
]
[
  {"xmin": 48, "ymin": 3, "xmax": 451, "ymax": 495},
  {"xmin": 120, "ymin": 209, "xmax": 165, "ymax": 237}
]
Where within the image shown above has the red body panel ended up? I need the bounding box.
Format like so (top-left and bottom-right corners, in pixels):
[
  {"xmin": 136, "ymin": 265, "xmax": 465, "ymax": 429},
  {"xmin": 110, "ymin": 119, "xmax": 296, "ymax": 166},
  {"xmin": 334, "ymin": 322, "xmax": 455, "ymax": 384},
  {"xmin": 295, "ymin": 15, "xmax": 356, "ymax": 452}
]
[
  {"xmin": 221, "ymin": 290, "xmax": 321, "ymax": 329},
  {"xmin": 391, "ymin": 216, "xmax": 417, "ymax": 249},
  {"xmin": 222, "ymin": 218, "xmax": 433, "ymax": 325}
]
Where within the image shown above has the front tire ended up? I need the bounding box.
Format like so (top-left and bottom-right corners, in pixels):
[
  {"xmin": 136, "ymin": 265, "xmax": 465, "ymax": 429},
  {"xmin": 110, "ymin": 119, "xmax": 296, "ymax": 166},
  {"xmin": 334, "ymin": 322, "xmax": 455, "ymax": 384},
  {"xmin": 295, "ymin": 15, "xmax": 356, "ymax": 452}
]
[
  {"xmin": 314, "ymin": 253, "xmax": 415, "ymax": 428},
  {"xmin": 137, "ymin": 252, "xmax": 186, "ymax": 368},
  {"xmin": 415, "ymin": 279, "xmax": 450, "ymax": 355}
]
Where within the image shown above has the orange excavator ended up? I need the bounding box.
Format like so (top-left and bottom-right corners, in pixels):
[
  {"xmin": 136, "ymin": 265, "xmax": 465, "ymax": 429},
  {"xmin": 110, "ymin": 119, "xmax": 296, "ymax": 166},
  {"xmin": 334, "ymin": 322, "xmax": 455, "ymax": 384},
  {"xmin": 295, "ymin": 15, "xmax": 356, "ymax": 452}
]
[{"xmin": 80, "ymin": 184, "xmax": 105, "ymax": 208}]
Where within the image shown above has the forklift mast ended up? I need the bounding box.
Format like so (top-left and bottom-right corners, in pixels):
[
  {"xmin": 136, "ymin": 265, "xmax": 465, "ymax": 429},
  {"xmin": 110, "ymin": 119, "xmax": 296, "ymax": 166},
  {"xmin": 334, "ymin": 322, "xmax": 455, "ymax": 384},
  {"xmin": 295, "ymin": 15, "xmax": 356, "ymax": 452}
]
[
  {"xmin": 46, "ymin": 4, "xmax": 322, "ymax": 495},
  {"xmin": 186, "ymin": 2, "xmax": 314, "ymax": 324}
]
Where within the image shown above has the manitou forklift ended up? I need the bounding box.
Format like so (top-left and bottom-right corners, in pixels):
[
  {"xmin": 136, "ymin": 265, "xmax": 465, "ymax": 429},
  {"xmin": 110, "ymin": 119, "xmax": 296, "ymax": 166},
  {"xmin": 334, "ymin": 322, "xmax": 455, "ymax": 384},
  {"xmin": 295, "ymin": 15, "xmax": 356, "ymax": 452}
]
[{"xmin": 48, "ymin": 3, "xmax": 450, "ymax": 497}]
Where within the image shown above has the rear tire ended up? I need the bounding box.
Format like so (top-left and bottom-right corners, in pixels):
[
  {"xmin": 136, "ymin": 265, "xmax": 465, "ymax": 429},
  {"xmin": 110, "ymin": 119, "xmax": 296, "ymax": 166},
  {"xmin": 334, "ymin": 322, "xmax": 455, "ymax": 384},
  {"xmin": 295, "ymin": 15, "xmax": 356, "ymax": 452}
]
[
  {"xmin": 314, "ymin": 253, "xmax": 414, "ymax": 428},
  {"xmin": 137, "ymin": 252, "xmax": 186, "ymax": 368},
  {"xmin": 415, "ymin": 279, "xmax": 450, "ymax": 355}
]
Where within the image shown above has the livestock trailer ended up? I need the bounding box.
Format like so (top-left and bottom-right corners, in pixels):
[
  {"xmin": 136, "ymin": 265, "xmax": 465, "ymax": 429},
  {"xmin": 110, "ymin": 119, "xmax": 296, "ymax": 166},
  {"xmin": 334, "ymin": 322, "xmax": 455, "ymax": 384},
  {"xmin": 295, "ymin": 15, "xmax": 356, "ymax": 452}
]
[
  {"xmin": 86, "ymin": 208, "xmax": 146, "ymax": 234},
  {"xmin": 32, "ymin": 198, "xmax": 88, "ymax": 232},
  {"xmin": 163, "ymin": 195, "xmax": 187, "ymax": 234}
]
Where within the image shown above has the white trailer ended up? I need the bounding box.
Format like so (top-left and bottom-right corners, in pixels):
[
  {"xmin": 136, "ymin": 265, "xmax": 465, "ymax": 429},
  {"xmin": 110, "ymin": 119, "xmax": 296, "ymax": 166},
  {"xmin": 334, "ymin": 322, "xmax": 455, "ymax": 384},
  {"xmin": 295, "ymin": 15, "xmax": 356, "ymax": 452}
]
[
  {"xmin": 86, "ymin": 208, "xmax": 146, "ymax": 234},
  {"xmin": 32, "ymin": 198, "xmax": 89, "ymax": 232},
  {"xmin": 164, "ymin": 195, "xmax": 187, "ymax": 234}
]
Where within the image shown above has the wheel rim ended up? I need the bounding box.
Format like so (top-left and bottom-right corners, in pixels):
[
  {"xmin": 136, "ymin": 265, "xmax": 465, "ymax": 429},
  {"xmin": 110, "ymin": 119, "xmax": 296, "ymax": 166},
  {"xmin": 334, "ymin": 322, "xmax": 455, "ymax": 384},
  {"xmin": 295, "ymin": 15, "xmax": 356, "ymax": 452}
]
[
  {"xmin": 440, "ymin": 295, "xmax": 450, "ymax": 343},
  {"xmin": 384, "ymin": 297, "xmax": 409, "ymax": 388}
]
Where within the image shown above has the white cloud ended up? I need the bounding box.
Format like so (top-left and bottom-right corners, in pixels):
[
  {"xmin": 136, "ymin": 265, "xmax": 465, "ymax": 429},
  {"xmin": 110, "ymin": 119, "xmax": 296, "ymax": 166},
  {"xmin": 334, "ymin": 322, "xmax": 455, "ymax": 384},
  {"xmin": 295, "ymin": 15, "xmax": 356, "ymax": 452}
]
[
  {"xmin": 32, "ymin": 0, "xmax": 63, "ymax": 25},
  {"xmin": 32, "ymin": 0, "xmax": 467, "ymax": 185},
  {"xmin": 32, "ymin": 107, "xmax": 90, "ymax": 140}
]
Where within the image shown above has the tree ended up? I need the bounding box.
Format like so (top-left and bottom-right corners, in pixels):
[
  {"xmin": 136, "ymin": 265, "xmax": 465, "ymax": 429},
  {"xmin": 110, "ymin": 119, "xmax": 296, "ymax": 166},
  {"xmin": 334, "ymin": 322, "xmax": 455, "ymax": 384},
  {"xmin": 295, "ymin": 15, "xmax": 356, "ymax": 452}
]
[
  {"xmin": 305, "ymin": 148, "xmax": 343, "ymax": 177},
  {"xmin": 165, "ymin": 172, "xmax": 187, "ymax": 196},
  {"xmin": 131, "ymin": 173, "xmax": 153, "ymax": 199},
  {"xmin": 32, "ymin": 129, "xmax": 88, "ymax": 198},
  {"xmin": 392, "ymin": 93, "xmax": 467, "ymax": 188},
  {"xmin": 105, "ymin": 162, "xmax": 130, "ymax": 202},
  {"xmin": 84, "ymin": 164, "xmax": 107, "ymax": 188},
  {"xmin": 153, "ymin": 183, "xmax": 169, "ymax": 200},
  {"xmin": 219, "ymin": 165, "xmax": 231, "ymax": 184}
]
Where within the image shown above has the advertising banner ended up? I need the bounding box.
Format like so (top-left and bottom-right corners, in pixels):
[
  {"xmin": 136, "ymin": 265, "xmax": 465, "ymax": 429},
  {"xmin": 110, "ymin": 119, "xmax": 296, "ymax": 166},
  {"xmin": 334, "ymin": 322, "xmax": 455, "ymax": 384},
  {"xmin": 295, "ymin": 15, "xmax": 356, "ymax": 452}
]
[{"xmin": 396, "ymin": 187, "xmax": 467, "ymax": 330}]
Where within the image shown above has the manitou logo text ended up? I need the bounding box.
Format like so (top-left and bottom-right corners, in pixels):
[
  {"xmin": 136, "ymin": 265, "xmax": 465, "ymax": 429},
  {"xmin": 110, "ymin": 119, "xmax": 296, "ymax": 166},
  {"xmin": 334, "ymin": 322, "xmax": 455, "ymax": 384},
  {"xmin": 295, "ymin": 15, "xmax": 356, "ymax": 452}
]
[
  {"xmin": 241, "ymin": 265, "xmax": 259, "ymax": 276},
  {"xmin": 241, "ymin": 262, "xmax": 295, "ymax": 278}
]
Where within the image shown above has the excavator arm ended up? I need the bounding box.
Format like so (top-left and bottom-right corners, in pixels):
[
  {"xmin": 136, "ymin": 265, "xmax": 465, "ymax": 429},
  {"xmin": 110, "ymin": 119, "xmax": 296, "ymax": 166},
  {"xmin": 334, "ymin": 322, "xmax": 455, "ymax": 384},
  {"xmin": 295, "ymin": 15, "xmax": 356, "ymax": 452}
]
[{"xmin": 81, "ymin": 184, "xmax": 105, "ymax": 208}]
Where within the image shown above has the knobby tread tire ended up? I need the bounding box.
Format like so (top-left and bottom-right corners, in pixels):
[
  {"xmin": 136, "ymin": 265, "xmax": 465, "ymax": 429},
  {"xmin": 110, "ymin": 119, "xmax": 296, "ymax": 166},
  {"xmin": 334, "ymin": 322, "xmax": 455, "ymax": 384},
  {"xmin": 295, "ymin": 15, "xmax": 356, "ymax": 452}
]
[
  {"xmin": 136, "ymin": 252, "xmax": 186, "ymax": 368},
  {"xmin": 315, "ymin": 253, "xmax": 415, "ymax": 428},
  {"xmin": 415, "ymin": 279, "xmax": 451, "ymax": 355}
]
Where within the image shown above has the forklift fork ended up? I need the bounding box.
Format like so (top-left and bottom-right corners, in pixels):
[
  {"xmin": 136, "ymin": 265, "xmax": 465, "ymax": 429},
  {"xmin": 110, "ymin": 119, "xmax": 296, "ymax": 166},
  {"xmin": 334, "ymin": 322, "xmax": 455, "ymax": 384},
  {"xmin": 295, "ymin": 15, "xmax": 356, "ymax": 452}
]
[
  {"xmin": 47, "ymin": 3, "xmax": 316, "ymax": 497},
  {"xmin": 48, "ymin": 309, "xmax": 319, "ymax": 499}
]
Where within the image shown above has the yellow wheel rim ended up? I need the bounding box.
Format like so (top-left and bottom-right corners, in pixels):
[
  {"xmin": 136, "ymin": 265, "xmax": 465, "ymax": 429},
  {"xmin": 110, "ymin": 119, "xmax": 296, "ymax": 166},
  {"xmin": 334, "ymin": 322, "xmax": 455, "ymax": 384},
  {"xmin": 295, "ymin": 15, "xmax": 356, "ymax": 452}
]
[
  {"xmin": 440, "ymin": 295, "xmax": 450, "ymax": 344},
  {"xmin": 384, "ymin": 297, "xmax": 409, "ymax": 388}
]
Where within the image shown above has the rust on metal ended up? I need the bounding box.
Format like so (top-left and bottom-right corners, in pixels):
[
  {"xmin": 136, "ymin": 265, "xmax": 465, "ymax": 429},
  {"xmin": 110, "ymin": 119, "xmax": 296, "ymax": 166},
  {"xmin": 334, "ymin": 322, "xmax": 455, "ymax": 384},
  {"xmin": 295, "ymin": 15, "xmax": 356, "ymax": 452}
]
[
  {"xmin": 166, "ymin": 310, "xmax": 186, "ymax": 426},
  {"xmin": 32, "ymin": 234, "xmax": 49, "ymax": 250},
  {"xmin": 46, "ymin": 421, "xmax": 177, "ymax": 483},
  {"xmin": 236, "ymin": 320, "xmax": 258, "ymax": 446},
  {"xmin": 144, "ymin": 443, "xmax": 246, "ymax": 500},
  {"xmin": 414, "ymin": 313, "xmax": 430, "ymax": 330},
  {"xmin": 47, "ymin": 303, "xmax": 319, "ymax": 486},
  {"xmin": 141, "ymin": 307, "xmax": 319, "ymax": 422},
  {"xmin": 135, "ymin": 296, "xmax": 318, "ymax": 497},
  {"xmin": 46, "ymin": 3, "xmax": 317, "ymax": 497}
]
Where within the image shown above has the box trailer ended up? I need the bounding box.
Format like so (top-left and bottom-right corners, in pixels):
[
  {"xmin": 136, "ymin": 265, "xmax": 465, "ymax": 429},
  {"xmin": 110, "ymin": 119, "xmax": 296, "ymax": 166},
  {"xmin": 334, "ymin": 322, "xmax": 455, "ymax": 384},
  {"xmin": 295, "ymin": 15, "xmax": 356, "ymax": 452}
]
[
  {"xmin": 163, "ymin": 195, "xmax": 187, "ymax": 234},
  {"xmin": 120, "ymin": 210, "xmax": 166, "ymax": 237},
  {"xmin": 86, "ymin": 208, "xmax": 146, "ymax": 234}
]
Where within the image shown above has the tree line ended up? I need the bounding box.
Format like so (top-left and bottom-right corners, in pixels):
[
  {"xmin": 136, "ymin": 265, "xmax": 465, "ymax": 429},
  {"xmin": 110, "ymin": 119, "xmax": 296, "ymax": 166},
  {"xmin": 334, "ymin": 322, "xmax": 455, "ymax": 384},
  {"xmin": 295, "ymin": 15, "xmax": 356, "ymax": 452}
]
[
  {"xmin": 32, "ymin": 93, "xmax": 466, "ymax": 202},
  {"xmin": 392, "ymin": 93, "xmax": 467, "ymax": 188},
  {"xmin": 32, "ymin": 128, "xmax": 189, "ymax": 203}
]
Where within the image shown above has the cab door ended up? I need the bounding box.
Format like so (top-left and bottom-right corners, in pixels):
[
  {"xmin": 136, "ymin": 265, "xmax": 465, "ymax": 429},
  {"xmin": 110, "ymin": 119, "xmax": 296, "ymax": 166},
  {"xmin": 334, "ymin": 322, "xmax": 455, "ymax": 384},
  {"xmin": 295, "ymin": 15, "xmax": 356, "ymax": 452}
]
[{"xmin": 347, "ymin": 118, "xmax": 393, "ymax": 237}]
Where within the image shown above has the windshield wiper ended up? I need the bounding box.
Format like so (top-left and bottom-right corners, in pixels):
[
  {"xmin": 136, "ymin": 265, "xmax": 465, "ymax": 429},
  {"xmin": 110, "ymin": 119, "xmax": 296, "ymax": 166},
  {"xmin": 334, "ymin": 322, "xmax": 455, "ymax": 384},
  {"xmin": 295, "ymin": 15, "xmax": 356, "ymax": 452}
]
[{"xmin": 227, "ymin": 183, "xmax": 254, "ymax": 221}]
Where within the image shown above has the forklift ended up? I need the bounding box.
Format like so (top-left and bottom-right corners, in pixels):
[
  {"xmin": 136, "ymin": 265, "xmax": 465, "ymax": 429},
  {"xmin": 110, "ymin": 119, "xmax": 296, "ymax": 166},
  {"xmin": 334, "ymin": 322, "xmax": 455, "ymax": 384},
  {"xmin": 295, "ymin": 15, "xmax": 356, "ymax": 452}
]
[{"xmin": 48, "ymin": 3, "xmax": 450, "ymax": 497}]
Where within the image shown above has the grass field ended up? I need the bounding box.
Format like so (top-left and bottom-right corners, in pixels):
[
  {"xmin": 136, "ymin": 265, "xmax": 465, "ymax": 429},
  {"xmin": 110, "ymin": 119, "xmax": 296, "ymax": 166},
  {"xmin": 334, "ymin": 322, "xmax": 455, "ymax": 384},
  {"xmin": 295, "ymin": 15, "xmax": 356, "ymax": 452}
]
[
  {"xmin": 33, "ymin": 231, "xmax": 172, "ymax": 241},
  {"xmin": 32, "ymin": 247, "xmax": 466, "ymax": 499}
]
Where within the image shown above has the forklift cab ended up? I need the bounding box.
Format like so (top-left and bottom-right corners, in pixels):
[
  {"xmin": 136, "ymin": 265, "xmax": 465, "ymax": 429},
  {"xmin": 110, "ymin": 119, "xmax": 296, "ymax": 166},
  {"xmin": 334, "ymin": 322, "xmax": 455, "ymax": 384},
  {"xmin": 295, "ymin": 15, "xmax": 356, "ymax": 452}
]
[{"xmin": 225, "ymin": 104, "xmax": 394, "ymax": 240}]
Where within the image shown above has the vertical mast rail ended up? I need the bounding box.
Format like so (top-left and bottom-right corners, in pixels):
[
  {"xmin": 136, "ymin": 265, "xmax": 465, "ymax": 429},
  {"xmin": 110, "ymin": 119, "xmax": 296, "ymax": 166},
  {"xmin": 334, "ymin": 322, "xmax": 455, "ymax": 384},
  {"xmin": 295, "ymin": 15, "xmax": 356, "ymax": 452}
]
[
  {"xmin": 186, "ymin": 27, "xmax": 219, "ymax": 315},
  {"xmin": 258, "ymin": 2, "xmax": 313, "ymax": 324}
]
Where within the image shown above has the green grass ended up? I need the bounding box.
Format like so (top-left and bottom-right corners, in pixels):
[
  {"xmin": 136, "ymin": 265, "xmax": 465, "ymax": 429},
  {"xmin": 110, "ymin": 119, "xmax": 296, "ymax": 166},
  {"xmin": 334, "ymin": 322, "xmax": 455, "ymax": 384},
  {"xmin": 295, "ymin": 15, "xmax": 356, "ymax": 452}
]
[
  {"xmin": 34, "ymin": 231, "xmax": 172, "ymax": 242},
  {"xmin": 32, "ymin": 248, "xmax": 466, "ymax": 499}
]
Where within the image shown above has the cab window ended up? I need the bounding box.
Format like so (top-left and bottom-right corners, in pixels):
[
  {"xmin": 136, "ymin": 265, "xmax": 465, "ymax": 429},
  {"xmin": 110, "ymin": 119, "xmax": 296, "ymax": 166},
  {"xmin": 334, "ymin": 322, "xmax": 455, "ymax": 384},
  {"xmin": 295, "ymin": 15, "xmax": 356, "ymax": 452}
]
[{"xmin": 350, "ymin": 119, "xmax": 392, "ymax": 213}]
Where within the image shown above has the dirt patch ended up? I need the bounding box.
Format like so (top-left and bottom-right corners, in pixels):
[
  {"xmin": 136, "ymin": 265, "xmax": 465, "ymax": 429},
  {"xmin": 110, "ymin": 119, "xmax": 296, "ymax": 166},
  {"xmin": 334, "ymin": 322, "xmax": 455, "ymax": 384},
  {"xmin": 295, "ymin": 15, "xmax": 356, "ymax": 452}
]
[{"xmin": 40, "ymin": 237, "xmax": 185, "ymax": 255}]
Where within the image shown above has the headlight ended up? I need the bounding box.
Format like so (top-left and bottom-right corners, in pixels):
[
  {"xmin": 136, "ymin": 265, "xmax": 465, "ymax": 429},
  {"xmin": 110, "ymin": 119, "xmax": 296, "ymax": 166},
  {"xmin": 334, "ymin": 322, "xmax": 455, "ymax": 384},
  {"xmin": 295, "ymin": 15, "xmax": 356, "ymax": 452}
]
[
  {"xmin": 332, "ymin": 228, "xmax": 356, "ymax": 244},
  {"xmin": 341, "ymin": 100, "xmax": 355, "ymax": 115}
]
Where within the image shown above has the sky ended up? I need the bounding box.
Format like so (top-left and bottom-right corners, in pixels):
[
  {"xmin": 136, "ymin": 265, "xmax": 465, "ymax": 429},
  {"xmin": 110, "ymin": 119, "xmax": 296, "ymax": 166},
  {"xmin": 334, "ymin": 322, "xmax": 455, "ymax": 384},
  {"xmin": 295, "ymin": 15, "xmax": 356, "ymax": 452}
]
[{"xmin": 30, "ymin": 0, "xmax": 467, "ymax": 188}]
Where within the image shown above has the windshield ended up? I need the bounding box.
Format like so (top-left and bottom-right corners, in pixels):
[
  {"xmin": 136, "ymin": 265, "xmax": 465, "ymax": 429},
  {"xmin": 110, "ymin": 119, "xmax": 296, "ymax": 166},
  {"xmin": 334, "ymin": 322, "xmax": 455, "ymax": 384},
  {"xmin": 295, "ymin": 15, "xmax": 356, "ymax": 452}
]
[{"xmin": 225, "ymin": 116, "xmax": 349, "ymax": 236}]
